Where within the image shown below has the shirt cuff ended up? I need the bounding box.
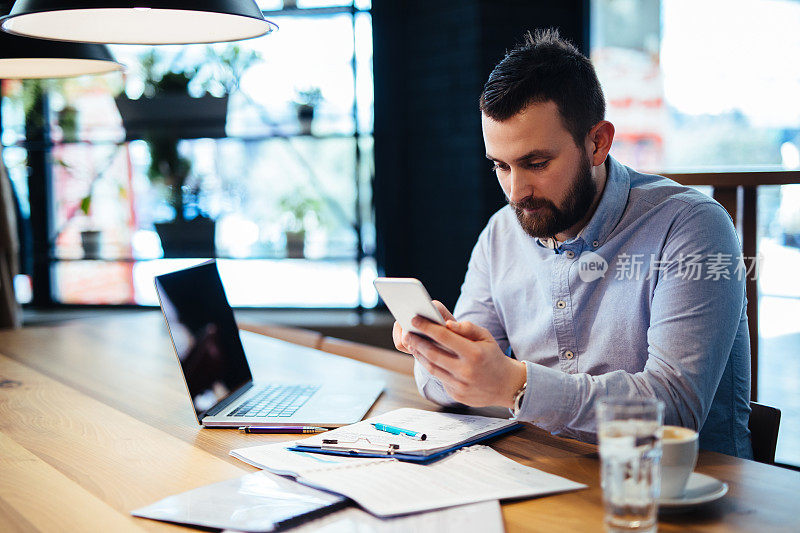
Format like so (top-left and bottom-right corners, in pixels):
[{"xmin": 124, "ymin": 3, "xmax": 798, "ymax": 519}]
[{"xmin": 514, "ymin": 361, "xmax": 579, "ymax": 431}]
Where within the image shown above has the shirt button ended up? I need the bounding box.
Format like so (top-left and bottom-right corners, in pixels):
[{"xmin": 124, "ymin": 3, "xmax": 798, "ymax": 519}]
[
  {"xmin": 592, "ymin": 240, "xmax": 599, "ymax": 248},
  {"xmin": 556, "ymin": 300, "xmax": 566, "ymax": 309},
  {"xmin": 564, "ymin": 250, "xmax": 575, "ymax": 259},
  {"xmin": 564, "ymin": 350, "xmax": 574, "ymax": 359}
]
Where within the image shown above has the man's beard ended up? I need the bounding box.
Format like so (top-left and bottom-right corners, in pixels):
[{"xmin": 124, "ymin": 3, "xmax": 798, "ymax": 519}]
[{"xmin": 509, "ymin": 153, "xmax": 596, "ymax": 239}]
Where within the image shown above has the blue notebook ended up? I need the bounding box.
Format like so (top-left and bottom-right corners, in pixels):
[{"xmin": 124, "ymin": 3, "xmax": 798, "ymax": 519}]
[{"xmin": 287, "ymin": 408, "xmax": 523, "ymax": 464}]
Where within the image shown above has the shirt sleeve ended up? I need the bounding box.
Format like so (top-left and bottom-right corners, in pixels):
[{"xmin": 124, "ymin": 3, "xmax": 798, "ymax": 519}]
[
  {"xmin": 413, "ymin": 220, "xmax": 509, "ymax": 406},
  {"xmin": 515, "ymin": 201, "xmax": 747, "ymax": 440}
]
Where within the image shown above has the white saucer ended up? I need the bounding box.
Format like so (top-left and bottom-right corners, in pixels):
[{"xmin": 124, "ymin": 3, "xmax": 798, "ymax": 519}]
[{"xmin": 658, "ymin": 472, "xmax": 728, "ymax": 508}]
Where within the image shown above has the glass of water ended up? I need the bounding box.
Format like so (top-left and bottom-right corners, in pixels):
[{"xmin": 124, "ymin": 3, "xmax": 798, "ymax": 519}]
[{"xmin": 597, "ymin": 398, "xmax": 664, "ymax": 533}]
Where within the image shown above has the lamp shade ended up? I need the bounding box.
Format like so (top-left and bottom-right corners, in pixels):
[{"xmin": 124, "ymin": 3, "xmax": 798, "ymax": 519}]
[
  {"xmin": 1, "ymin": 0, "xmax": 277, "ymax": 45},
  {"xmin": 0, "ymin": 31, "xmax": 122, "ymax": 78}
]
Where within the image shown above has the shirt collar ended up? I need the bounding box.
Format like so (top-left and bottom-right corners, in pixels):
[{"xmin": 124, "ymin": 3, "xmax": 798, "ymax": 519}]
[
  {"xmin": 539, "ymin": 226, "xmax": 586, "ymax": 250},
  {"xmin": 579, "ymin": 155, "xmax": 630, "ymax": 248},
  {"xmin": 535, "ymin": 155, "xmax": 630, "ymax": 251}
]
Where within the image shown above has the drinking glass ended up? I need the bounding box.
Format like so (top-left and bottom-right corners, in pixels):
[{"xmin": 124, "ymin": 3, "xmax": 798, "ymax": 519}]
[{"xmin": 597, "ymin": 398, "xmax": 664, "ymax": 533}]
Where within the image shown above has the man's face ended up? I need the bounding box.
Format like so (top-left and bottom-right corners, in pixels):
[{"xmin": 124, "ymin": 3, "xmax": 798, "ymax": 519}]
[{"xmin": 482, "ymin": 101, "xmax": 596, "ymax": 239}]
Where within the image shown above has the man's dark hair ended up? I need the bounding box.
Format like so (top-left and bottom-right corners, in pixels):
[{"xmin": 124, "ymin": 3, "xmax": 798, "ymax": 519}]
[{"xmin": 479, "ymin": 28, "xmax": 606, "ymax": 146}]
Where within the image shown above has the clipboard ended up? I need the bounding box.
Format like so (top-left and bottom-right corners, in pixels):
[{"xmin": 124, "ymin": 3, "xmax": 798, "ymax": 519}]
[{"xmin": 288, "ymin": 423, "xmax": 522, "ymax": 464}]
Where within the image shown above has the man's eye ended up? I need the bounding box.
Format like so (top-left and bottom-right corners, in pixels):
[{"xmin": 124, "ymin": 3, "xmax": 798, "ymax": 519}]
[
  {"xmin": 491, "ymin": 163, "xmax": 509, "ymax": 172},
  {"xmin": 527, "ymin": 160, "xmax": 549, "ymax": 170}
]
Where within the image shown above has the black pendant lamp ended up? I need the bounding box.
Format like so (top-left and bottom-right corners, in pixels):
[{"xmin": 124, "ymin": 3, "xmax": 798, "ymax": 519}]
[
  {"xmin": 0, "ymin": 1, "xmax": 277, "ymax": 45},
  {"xmin": 0, "ymin": 29, "xmax": 122, "ymax": 78}
]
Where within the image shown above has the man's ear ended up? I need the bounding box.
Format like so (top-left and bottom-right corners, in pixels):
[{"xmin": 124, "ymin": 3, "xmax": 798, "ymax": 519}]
[{"xmin": 586, "ymin": 120, "xmax": 615, "ymax": 166}]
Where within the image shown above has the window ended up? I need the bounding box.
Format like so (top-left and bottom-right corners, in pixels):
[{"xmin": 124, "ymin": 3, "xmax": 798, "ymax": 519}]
[
  {"xmin": 592, "ymin": 0, "xmax": 800, "ymax": 466},
  {"xmin": 2, "ymin": 1, "xmax": 377, "ymax": 308}
]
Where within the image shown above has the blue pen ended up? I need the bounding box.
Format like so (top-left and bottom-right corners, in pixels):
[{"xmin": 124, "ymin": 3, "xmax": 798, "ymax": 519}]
[{"xmin": 372, "ymin": 423, "xmax": 427, "ymax": 441}]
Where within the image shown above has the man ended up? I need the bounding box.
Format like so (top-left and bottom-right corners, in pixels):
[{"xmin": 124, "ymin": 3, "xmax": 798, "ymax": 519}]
[{"xmin": 392, "ymin": 29, "xmax": 752, "ymax": 458}]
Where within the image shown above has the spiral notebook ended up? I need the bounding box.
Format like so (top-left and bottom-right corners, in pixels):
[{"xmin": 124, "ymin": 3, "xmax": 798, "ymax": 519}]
[{"xmin": 287, "ymin": 408, "xmax": 522, "ymax": 463}]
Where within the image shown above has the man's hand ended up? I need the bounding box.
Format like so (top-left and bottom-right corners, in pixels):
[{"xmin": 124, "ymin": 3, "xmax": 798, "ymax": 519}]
[{"xmin": 394, "ymin": 303, "xmax": 526, "ymax": 409}]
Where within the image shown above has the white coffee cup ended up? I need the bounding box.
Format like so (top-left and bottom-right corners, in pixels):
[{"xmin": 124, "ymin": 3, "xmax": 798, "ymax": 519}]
[{"xmin": 660, "ymin": 425, "xmax": 699, "ymax": 498}]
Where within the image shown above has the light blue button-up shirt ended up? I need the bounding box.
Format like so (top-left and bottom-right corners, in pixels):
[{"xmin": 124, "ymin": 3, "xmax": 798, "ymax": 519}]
[{"xmin": 414, "ymin": 156, "xmax": 753, "ymax": 458}]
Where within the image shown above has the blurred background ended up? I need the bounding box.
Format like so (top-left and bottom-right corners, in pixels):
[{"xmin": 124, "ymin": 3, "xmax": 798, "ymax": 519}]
[{"xmin": 2, "ymin": 0, "xmax": 798, "ymax": 466}]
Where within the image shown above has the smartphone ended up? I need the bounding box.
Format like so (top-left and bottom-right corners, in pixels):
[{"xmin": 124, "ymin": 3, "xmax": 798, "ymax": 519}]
[{"xmin": 373, "ymin": 277, "xmax": 445, "ymax": 336}]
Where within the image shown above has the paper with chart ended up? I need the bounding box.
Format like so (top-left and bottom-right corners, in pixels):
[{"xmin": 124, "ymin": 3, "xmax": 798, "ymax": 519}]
[
  {"xmin": 296, "ymin": 408, "xmax": 520, "ymax": 456},
  {"xmin": 231, "ymin": 441, "xmax": 586, "ymax": 517}
]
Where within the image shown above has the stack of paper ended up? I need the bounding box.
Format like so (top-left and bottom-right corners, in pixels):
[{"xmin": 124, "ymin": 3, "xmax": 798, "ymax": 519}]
[{"xmin": 231, "ymin": 442, "xmax": 586, "ymax": 517}]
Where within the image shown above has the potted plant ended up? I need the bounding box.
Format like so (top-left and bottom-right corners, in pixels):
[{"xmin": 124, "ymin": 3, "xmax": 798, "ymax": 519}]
[
  {"xmin": 147, "ymin": 136, "xmax": 216, "ymax": 257},
  {"xmin": 54, "ymin": 162, "xmax": 115, "ymax": 260},
  {"xmin": 116, "ymin": 50, "xmax": 223, "ymax": 140},
  {"xmin": 294, "ymin": 87, "xmax": 323, "ymax": 135},
  {"xmin": 116, "ymin": 46, "xmax": 261, "ymax": 141},
  {"xmin": 278, "ymin": 193, "xmax": 324, "ymax": 258},
  {"xmin": 73, "ymin": 193, "xmax": 101, "ymax": 259}
]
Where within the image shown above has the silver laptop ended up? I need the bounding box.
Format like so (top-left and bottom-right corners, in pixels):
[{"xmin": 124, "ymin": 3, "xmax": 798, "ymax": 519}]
[{"xmin": 155, "ymin": 260, "xmax": 383, "ymax": 428}]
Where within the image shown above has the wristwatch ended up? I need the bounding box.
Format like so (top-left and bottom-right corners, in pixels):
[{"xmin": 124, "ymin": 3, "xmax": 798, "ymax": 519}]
[{"xmin": 509, "ymin": 362, "xmax": 528, "ymax": 418}]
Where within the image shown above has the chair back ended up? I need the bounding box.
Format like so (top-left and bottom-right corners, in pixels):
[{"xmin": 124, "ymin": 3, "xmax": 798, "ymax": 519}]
[{"xmin": 749, "ymin": 401, "xmax": 781, "ymax": 464}]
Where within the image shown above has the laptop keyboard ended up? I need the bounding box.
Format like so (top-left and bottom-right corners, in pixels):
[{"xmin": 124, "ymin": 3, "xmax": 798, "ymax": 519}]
[{"xmin": 228, "ymin": 384, "xmax": 321, "ymax": 418}]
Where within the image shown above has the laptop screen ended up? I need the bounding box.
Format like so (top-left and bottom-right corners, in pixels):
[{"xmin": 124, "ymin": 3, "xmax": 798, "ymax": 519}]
[{"xmin": 155, "ymin": 261, "xmax": 253, "ymax": 420}]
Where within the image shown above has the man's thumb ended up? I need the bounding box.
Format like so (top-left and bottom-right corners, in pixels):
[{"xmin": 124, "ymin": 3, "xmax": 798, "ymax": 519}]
[{"xmin": 433, "ymin": 300, "xmax": 455, "ymax": 322}]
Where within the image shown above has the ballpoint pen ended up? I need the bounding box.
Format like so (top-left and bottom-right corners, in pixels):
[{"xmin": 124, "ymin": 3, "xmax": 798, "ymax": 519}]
[
  {"xmin": 371, "ymin": 423, "xmax": 427, "ymax": 440},
  {"xmin": 238, "ymin": 426, "xmax": 329, "ymax": 434}
]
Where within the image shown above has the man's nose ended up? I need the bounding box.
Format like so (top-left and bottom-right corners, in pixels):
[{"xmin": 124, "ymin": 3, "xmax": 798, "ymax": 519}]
[{"xmin": 508, "ymin": 169, "xmax": 532, "ymax": 203}]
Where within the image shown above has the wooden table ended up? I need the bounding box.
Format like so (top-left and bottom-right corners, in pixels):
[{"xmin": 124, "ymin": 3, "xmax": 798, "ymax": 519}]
[{"xmin": 1, "ymin": 311, "xmax": 798, "ymax": 532}]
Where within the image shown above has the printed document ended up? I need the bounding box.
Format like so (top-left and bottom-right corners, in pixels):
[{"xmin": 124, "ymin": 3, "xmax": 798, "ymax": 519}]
[{"xmin": 231, "ymin": 442, "xmax": 586, "ymax": 517}]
